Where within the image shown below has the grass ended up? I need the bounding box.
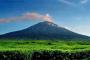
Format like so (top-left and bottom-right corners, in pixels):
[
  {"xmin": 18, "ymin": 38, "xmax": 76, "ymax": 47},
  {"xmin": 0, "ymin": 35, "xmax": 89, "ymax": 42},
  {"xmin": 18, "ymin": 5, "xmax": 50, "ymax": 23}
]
[
  {"xmin": 0, "ymin": 39, "xmax": 89, "ymax": 53},
  {"xmin": 0, "ymin": 39, "xmax": 90, "ymax": 60}
]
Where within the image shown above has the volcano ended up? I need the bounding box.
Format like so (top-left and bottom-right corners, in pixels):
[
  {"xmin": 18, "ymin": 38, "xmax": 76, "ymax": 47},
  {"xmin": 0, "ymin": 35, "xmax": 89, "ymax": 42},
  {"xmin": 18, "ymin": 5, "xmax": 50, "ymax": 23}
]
[{"xmin": 0, "ymin": 21, "xmax": 89, "ymax": 40}]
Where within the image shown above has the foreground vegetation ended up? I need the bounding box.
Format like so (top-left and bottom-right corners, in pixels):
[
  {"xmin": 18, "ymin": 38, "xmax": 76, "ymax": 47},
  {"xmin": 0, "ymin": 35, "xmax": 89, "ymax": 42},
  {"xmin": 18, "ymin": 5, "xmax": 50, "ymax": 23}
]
[
  {"xmin": 0, "ymin": 39, "xmax": 90, "ymax": 52},
  {"xmin": 0, "ymin": 39, "xmax": 90, "ymax": 60}
]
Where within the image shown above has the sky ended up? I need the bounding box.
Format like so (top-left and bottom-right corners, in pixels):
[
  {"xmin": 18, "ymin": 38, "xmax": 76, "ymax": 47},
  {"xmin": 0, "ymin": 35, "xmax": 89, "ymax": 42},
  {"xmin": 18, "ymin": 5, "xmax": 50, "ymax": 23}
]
[{"xmin": 0, "ymin": 0, "xmax": 90, "ymax": 36}]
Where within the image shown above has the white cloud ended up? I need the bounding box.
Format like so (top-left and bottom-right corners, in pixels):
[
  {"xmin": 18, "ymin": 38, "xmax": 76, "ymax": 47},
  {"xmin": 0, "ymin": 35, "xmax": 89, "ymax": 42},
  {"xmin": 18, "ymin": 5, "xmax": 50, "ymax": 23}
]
[
  {"xmin": 59, "ymin": 0, "xmax": 89, "ymax": 7},
  {"xmin": 59, "ymin": 0, "xmax": 77, "ymax": 7},
  {"xmin": 80, "ymin": 0, "xmax": 88, "ymax": 4}
]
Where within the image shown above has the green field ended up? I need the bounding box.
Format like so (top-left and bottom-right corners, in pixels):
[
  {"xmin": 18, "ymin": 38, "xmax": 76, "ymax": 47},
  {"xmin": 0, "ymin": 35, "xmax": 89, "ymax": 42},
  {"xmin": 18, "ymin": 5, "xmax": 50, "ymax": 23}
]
[
  {"xmin": 0, "ymin": 39, "xmax": 90, "ymax": 52},
  {"xmin": 0, "ymin": 39, "xmax": 89, "ymax": 60}
]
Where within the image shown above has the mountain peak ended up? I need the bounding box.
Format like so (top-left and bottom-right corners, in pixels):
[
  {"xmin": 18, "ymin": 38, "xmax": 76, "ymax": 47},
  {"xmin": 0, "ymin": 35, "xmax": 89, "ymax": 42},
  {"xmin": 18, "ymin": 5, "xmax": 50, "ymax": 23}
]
[{"xmin": 38, "ymin": 21, "xmax": 58, "ymax": 27}]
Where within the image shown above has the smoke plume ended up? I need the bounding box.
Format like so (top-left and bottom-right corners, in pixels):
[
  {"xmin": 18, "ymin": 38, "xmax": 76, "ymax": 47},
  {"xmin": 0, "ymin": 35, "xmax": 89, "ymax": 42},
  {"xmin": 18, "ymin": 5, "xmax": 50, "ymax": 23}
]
[{"xmin": 0, "ymin": 12, "xmax": 53, "ymax": 23}]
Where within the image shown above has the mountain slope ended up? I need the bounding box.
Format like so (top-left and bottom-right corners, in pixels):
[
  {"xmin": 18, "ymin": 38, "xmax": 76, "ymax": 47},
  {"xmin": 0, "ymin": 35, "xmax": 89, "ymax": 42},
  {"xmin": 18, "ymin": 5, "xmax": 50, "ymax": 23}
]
[{"xmin": 0, "ymin": 21, "xmax": 89, "ymax": 40}]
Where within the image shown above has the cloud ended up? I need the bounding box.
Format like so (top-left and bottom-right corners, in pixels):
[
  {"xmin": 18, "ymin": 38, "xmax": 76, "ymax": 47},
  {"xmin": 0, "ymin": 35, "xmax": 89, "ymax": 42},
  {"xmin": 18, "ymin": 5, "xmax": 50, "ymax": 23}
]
[
  {"xmin": 0, "ymin": 12, "xmax": 53, "ymax": 23},
  {"xmin": 58, "ymin": 0, "xmax": 88, "ymax": 11},
  {"xmin": 22, "ymin": 12, "xmax": 53, "ymax": 22},
  {"xmin": 80, "ymin": 0, "xmax": 88, "ymax": 4},
  {"xmin": 59, "ymin": 0, "xmax": 77, "ymax": 7}
]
